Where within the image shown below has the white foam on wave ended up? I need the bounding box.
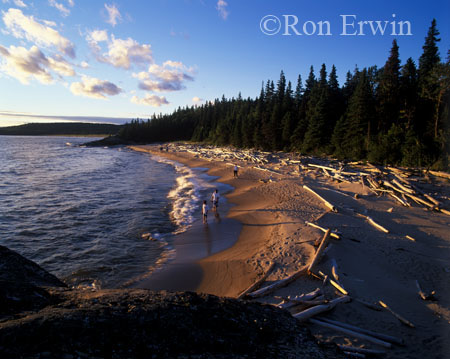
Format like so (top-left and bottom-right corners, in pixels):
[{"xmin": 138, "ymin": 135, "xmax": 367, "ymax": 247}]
[{"xmin": 152, "ymin": 155, "xmax": 207, "ymax": 234}]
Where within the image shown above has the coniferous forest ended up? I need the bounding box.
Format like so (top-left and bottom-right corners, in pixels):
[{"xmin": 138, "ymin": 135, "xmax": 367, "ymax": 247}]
[{"xmin": 119, "ymin": 20, "xmax": 450, "ymax": 170}]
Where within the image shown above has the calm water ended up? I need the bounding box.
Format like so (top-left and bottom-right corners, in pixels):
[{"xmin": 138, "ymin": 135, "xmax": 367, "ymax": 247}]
[{"xmin": 0, "ymin": 136, "xmax": 213, "ymax": 288}]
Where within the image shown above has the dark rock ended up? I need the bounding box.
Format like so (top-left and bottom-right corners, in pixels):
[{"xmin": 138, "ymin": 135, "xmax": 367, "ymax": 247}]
[{"xmin": 0, "ymin": 245, "xmax": 345, "ymax": 358}]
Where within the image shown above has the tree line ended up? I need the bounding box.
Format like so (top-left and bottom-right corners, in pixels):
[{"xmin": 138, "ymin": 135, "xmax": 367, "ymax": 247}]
[{"xmin": 119, "ymin": 20, "xmax": 450, "ymax": 170}]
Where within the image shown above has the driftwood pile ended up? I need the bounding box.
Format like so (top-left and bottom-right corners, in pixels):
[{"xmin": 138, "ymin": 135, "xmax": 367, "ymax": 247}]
[
  {"xmin": 237, "ymin": 229, "xmax": 417, "ymax": 357},
  {"xmin": 166, "ymin": 143, "xmax": 448, "ymax": 356}
]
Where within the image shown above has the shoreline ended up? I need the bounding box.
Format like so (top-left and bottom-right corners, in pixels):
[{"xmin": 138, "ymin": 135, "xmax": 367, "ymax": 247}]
[{"xmin": 131, "ymin": 143, "xmax": 450, "ymax": 359}]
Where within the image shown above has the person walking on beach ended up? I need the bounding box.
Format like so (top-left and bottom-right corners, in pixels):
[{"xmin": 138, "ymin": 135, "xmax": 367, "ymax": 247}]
[
  {"xmin": 233, "ymin": 164, "xmax": 239, "ymax": 178},
  {"xmin": 202, "ymin": 200, "xmax": 208, "ymax": 224},
  {"xmin": 211, "ymin": 189, "xmax": 220, "ymax": 212}
]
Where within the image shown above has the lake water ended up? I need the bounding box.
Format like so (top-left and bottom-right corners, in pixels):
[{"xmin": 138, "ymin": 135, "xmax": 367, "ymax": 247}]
[{"xmin": 0, "ymin": 136, "xmax": 220, "ymax": 288}]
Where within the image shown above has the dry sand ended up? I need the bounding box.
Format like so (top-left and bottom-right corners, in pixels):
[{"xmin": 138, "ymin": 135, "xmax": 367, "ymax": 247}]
[{"xmin": 131, "ymin": 144, "xmax": 450, "ymax": 359}]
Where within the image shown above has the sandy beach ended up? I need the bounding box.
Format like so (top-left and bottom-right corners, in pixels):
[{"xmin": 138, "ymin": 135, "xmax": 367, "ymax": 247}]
[{"xmin": 131, "ymin": 144, "xmax": 450, "ymax": 359}]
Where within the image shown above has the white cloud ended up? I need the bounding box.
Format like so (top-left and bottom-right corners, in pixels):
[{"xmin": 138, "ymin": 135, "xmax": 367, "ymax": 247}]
[
  {"xmin": 80, "ymin": 61, "xmax": 89, "ymax": 68},
  {"xmin": 192, "ymin": 96, "xmax": 204, "ymax": 104},
  {"xmin": 70, "ymin": 75, "xmax": 122, "ymax": 99},
  {"xmin": 104, "ymin": 3, "xmax": 122, "ymax": 27},
  {"xmin": 13, "ymin": 0, "xmax": 27, "ymax": 8},
  {"xmin": 49, "ymin": 0, "xmax": 70, "ymax": 17},
  {"xmin": 86, "ymin": 30, "xmax": 152, "ymax": 69},
  {"xmin": 131, "ymin": 94, "xmax": 168, "ymax": 107},
  {"xmin": 134, "ymin": 61, "xmax": 194, "ymax": 92},
  {"xmin": 67, "ymin": 0, "xmax": 74, "ymax": 6},
  {"xmin": 216, "ymin": 0, "xmax": 229, "ymax": 20},
  {"xmin": 0, "ymin": 44, "xmax": 75, "ymax": 84},
  {"xmin": 2, "ymin": 8, "xmax": 75, "ymax": 58}
]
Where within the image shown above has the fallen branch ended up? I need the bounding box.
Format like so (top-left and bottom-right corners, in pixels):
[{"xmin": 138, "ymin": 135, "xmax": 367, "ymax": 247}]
[
  {"xmin": 303, "ymin": 185, "xmax": 337, "ymax": 212},
  {"xmin": 354, "ymin": 298, "xmax": 381, "ymax": 311},
  {"xmin": 379, "ymin": 300, "xmax": 415, "ymax": 328},
  {"xmin": 318, "ymin": 317, "xmax": 404, "ymax": 345},
  {"xmin": 308, "ymin": 230, "xmax": 331, "ymax": 273},
  {"xmin": 415, "ymin": 280, "xmax": 436, "ymax": 301},
  {"xmin": 337, "ymin": 345, "xmax": 387, "ymax": 356},
  {"xmin": 247, "ymin": 266, "xmax": 308, "ymax": 299},
  {"xmin": 237, "ymin": 261, "xmax": 275, "ymax": 299},
  {"xmin": 293, "ymin": 296, "xmax": 350, "ymax": 321},
  {"xmin": 343, "ymin": 352, "xmax": 366, "ymax": 358},
  {"xmin": 308, "ymin": 318, "xmax": 392, "ymax": 348},
  {"xmin": 305, "ymin": 222, "xmax": 340, "ymax": 240}
]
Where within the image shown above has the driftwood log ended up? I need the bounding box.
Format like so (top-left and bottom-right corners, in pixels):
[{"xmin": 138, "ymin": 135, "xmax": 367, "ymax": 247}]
[
  {"xmin": 379, "ymin": 300, "xmax": 415, "ymax": 328},
  {"xmin": 337, "ymin": 345, "xmax": 387, "ymax": 356},
  {"xmin": 308, "ymin": 230, "xmax": 331, "ymax": 273},
  {"xmin": 308, "ymin": 318, "xmax": 392, "ymax": 348},
  {"xmin": 317, "ymin": 317, "xmax": 404, "ymax": 345},
  {"xmin": 246, "ymin": 266, "xmax": 308, "ymax": 299},
  {"xmin": 237, "ymin": 261, "xmax": 275, "ymax": 299},
  {"xmin": 303, "ymin": 185, "xmax": 337, "ymax": 212},
  {"xmin": 305, "ymin": 222, "xmax": 340, "ymax": 240},
  {"xmin": 293, "ymin": 296, "xmax": 350, "ymax": 321}
]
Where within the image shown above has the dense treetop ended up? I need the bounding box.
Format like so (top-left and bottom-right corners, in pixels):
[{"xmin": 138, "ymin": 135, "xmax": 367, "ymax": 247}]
[{"xmin": 120, "ymin": 20, "xmax": 449, "ymax": 170}]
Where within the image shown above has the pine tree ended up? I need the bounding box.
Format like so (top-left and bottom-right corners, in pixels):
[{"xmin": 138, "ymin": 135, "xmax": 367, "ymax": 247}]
[
  {"xmin": 399, "ymin": 57, "xmax": 418, "ymax": 130},
  {"xmin": 377, "ymin": 39, "xmax": 401, "ymax": 134},
  {"xmin": 418, "ymin": 19, "xmax": 441, "ymax": 85}
]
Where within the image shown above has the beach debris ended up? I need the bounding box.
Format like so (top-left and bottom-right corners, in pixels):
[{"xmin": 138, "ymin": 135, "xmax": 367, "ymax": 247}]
[
  {"xmin": 354, "ymin": 298, "xmax": 382, "ymax": 311},
  {"xmin": 305, "ymin": 221, "xmax": 340, "ymax": 240},
  {"xmin": 246, "ymin": 266, "xmax": 309, "ymax": 299},
  {"xmin": 415, "ymin": 280, "xmax": 436, "ymax": 301},
  {"xmin": 309, "ymin": 318, "xmax": 392, "ymax": 348},
  {"xmin": 303, "ymin": 185, "xmax": 337, "ymax": 212},
  {"xmin": 318, "ymin": 270, "xmax": 348, "ymax": 296},
  {"xmin": 317, "ymin": 317, "xmax": 404, "ymax": 346},
  {"xmin": 378, "ymin": 300, "xmax": 415, "ymax": 328},
  {"xmin": 141, "ymin": 233, "xmax": 155, "ymax": 240},
  {"xmin": 342, "ymin": 351, "xmax": 366, "ymax": 358},
  {"xmin": 293, "ymin": 296, "xmax": 351, "ymax": 321},
  {"xmin": 337, "ymin": 344, "xmax": 387, "ymax": 356},
  {"xmin": 405, "ymin": 235, "xmax": 416, "ymax": 242},
  {"xmin": 308, "ymin": 230, "xmax": 331, "ymax": 274},
  {"xmin": 330, "ymin": 258, "xmax": 339, "ymax": 282},
  {"xmin": 274, "ymin": 288, "xmax": 323, "ymax": 309},
  {"xmin": 355, "ymin": 213, "xmax": 389, "ymax": 233},
  {"xmin": 237, "ymin": 261, "xmax": 275, "ymax": 299}
]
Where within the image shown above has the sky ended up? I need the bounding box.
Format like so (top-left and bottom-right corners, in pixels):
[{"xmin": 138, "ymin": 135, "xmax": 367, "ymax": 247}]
[{"xmin": 0, "ymin": 0, "xmax": 449, "ymax": 127}]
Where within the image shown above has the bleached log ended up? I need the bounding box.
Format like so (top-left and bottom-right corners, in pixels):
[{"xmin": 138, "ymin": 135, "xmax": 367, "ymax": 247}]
[
  {"xmin": 274, "ymin": 288, "xmax": 322, "ymax": 305},
  {"xmin": 404, "ymin": 193, "xmax": 435, "ymax": 209},
  {"xmin": 329, "ymin": 278, "xmax": 348, "ymax": 295},
  {"xmin": 237, "ymin": 261, "xmax": 275, "ymax": 299},
  {"xmin": 308, "ymin": 230, "xmax": 331, "ymax": 273},
  {"xmin": 427, "ymin": 170, "xmax": 450, "ymax": 180},
  {"xmin": 343, "ymin": 352, "xmax": 366, "ymax": 358},
  {"xmin": 440, "ymin": 208, "xmax": 450, "ymax": 216},
  {"xmin": 318, "ymin": 317, "xmax": 404, "ymax": 345},
  {"xmin": 423, "ymin": 193, "xmax": 441, "ymax": 206},
  {"xmin": 392, "ymin": 179, "xmax": 415, "ymax": 194},
  {"xmin": 337, "ymin": 345, "xmax": 387, "ymax": 356},
  {"xmin": 247, "ymin": 266, "xmax": 308, "ymax": 299},
  {"xmin": 293, "ymin": 296, "xmax": 350, "ymax": 321},
  {"xmin": 379, "ymin": 300, "xmax": 415, "ymax": 328},
  {"xmin": 388, "ymin": 192, "xmax": 410, "ymax": 207},
  {"xmin": 415, "ymin": 280, "xmax": 436, "ymax": 301},
  {"xmin": 308, "ymin": 164, "xmax": 336, "ymax": 172},
  {"xmin": 303, "ymin": 185, "xmax": 337, "ymax": 212},
  {"xmin": 330, "ymin": 258, "xmax": 339, "ymax": 282},
  {"xmin": 405, "ymin": 235, "xmax": 416, "ymax": 242},
  {"xmin": 308, "ymin": 318, "xmax": 392, "ymax": 348},
  {"xmin": 368, "ymin": 216, "xmax": 389, "ymax": 233},
  {"xmin": 305, "ymin": 221, "xmax": 340, "ymax": 239},
  {"xmin": 354, "ymin": 298, "xmax": 381, "ymax": 311}
]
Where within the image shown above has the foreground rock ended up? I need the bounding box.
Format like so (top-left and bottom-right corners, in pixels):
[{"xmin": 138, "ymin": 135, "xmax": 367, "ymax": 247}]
[{"xmin": 0, "ymin": 246, "xmax": 343, "ymax": 358}]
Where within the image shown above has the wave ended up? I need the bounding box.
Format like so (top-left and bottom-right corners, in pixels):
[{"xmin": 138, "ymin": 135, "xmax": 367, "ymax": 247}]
[{"xmin": 152, "ymin": 155, "xmax": 207, "ymax": 234}]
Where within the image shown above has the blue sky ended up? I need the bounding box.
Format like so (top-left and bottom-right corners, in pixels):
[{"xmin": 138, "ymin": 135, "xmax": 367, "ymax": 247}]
[{"xmin": 0, "ymin": 0, "xmax": 449, "ymax": 126}]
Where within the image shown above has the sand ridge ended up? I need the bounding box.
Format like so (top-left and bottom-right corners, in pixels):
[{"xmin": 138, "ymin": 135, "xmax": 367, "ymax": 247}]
[{"xmin": 131, "ymin": 143, "xmax": 450, "ymax": 359}]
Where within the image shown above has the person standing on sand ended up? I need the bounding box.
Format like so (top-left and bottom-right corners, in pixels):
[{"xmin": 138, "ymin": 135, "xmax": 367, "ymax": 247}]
[
  {"xmin": 211, "ymin": 189, "xmax": 220, "ymax": 212},
  {"xmin": 202, "ymin": 200, "xmax": 208, "ymax": 224},
  {"xmin": 233, "ymin": 164, "xmax": 239, "ymax": 178}
]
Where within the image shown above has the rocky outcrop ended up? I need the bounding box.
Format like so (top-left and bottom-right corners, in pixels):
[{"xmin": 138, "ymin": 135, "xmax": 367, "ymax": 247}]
[{"xmin": 0, "ymin": 245, "xmax": 344, "ymax": 358}]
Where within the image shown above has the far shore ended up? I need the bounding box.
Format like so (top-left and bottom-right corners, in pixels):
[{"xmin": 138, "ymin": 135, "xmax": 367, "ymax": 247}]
[{"xmin": 131, "ymin": 143, "xmax": 450, "ymax": 359}]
